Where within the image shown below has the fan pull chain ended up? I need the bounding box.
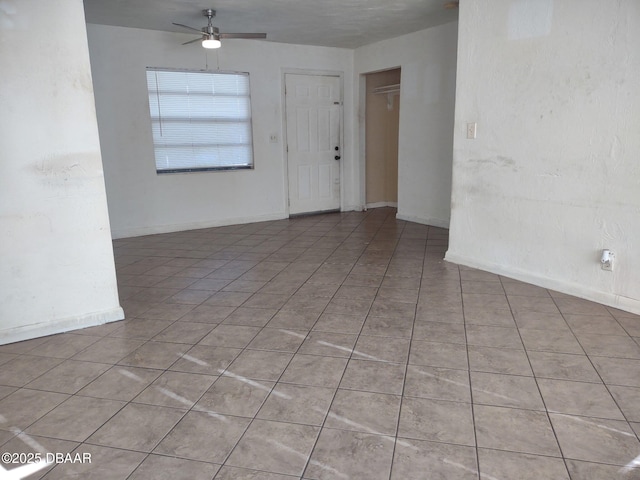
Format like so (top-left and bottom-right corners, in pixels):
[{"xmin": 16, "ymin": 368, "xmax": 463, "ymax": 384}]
[{"xmin": 203, "ymin": 50, "xmax": 220, "ymax": 71}]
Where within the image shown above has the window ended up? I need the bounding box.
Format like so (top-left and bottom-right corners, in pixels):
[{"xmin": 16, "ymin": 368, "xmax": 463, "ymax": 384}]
[{"xmin": 145, "ymin": 68, "xmax": 254, "ymax": 173}]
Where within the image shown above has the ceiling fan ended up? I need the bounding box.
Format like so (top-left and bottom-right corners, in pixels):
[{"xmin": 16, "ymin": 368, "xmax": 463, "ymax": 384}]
[{"xmin": 173, "ymin": 9, "xmax": 266, "ymax": 49}]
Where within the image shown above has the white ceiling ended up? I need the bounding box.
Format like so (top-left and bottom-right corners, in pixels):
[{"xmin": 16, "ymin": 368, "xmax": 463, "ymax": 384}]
[{"xmin": 83, "ymin": 0, "xmax": 458, "ymax": 49}]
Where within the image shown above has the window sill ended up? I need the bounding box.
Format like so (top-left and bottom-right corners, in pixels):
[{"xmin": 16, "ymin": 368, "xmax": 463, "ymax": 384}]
[{"xmin": 156, "ymin": 166, "xmax": 254, "ymax": 174}]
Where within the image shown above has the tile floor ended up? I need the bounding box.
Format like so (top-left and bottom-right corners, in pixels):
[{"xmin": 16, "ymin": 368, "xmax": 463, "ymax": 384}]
[{"xmin": 1, "ymin": 207, "xmax": 640, "ymax": 479}]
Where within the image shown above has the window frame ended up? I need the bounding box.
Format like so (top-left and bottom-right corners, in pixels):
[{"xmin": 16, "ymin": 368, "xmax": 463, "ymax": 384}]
[{"xmin": 145, "ymin": 67, "xmax": 256, "ymax": 174}]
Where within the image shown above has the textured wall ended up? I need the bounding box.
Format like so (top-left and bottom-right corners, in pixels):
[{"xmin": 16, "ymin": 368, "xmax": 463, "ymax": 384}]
[
  {"xmin": 447, "ymin": 0, "xmax": 640, "ymax": 313},
  {"xmin": 0, "ymin": 0, "xmax": 123, "ymax": 343}
]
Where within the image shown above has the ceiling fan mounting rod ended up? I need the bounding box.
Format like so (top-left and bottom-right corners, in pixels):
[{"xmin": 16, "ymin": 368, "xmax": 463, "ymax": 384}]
[{"xmin": 202, "ymin": 9, "xmax": 218, "ymax": 36}]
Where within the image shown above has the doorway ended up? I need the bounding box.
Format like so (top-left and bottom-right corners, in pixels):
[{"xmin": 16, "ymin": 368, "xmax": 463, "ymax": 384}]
[
  {"xmin": 365, "ymin": 68, "xmax": 401, "ymax": 208},
  {"xmin": 284, "ymin": 73, "xmax": 342, "ymax": 216}
]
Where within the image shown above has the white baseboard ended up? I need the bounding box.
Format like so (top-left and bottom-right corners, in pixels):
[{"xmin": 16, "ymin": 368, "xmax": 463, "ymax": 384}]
[
  {"xmin": 396, "ymin": 212, "xmax": 450, "ymax": 229},
  {"xmin": 444, "ymin": 251, "xmax": 640, "ymax": 316},
  {"xmin": 111, "ymin": 213, "xmax": 287, "ymax": 239},
  {"xmin": 0, "ymin": 306, "xmax": 125, "ymax": 345},
  {"xmin": 342, "ymin": 204, "xmax": 362, "ymax": 212}
]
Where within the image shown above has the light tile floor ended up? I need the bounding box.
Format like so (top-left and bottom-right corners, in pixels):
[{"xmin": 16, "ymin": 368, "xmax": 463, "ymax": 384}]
[{"xmin": 1, "ymin": 207, "xmax": 640, "ymax": 479}]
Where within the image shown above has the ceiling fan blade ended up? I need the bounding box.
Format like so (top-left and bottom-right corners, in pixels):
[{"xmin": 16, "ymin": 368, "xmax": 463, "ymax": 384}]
[
  {"xmin": 219, "ymin": 33, "xmax": 267, "ymax": 39},
  {"xmin": 172, "ymin": 22, "xmax": 204, "ymax": 34},
  {"xmin": 182, "ymin": 37, "xmax": 202, "ymax": 45}
]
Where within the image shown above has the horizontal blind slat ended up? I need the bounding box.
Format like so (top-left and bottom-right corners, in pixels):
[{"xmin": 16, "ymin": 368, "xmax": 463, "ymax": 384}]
[{"xmin": 146, "ymin": 69, "xmax": 253, "ymax": 171}]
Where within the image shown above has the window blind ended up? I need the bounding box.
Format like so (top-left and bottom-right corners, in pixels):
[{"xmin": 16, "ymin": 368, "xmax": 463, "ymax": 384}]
[{"xmin": 146, "ymin": 69, "xmax": 254, "ymax": 172}]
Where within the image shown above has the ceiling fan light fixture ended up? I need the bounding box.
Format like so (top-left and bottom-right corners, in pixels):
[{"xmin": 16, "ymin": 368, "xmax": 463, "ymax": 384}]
[
  {"xmin": 173, "ymin": 9, "xmax": 265, "ymax": 48},
  {"xmin": 202, "ymin": 35, "xmax": 221, "ymax": 49}
]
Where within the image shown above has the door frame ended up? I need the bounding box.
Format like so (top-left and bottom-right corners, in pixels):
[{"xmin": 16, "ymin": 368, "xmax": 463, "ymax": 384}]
[
  {"xmin": 362, "ymin": 67, "xmax": 401, "ymax": 210},
  {"xmin": 281, "ymin": 68, "xmax": 345, "ymax": 216}
]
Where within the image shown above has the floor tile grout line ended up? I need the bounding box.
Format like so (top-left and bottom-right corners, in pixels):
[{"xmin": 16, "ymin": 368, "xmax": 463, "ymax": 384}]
[
  {"xmin": 4, "ymin": 209, "xmax": 639, "ymax": 478},
  {"xmin": 109, "ymin": 216, "xmax": 338, "ymax": 476},
  {"xmin": 388, "ymin": 222, "xmax": 427, "ymax": 480},
  {"xmin": 41, "ymin": 390, "xmax": 143, "ymax": 477},
  {"xmin": 547, "ymin": 292, "xmax": 640, "ymax": 444},
  {"xmin": 190, "ymin": 224, "xmax": 344, "ymax": 473},
  {"xmin": 458, "ymin": 264, "xmax": 484, "ymax": 480},
  {"xmin": 89, "ymin": 225, "xmax": 339, "ymax": 477},
  {"xmin": 218, "ymin": 209, "xmax": 385, "ymax": 477},
  {"xmin": 299, "ymin": 208, "xmax": 398, "ymax": 479},
  {"xmin": 70, "ymin": 326, "xmax": 233, "ymax": 475},
  {"xmin": 502, "ymin": 277, "xmax": 574, "ymax": 479}
]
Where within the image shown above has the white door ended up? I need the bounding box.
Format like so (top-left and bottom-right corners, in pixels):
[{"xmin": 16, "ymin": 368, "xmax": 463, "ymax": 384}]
[{"xmin": 285, "ymin": 74, "xmax": 341, "ymax": 215}]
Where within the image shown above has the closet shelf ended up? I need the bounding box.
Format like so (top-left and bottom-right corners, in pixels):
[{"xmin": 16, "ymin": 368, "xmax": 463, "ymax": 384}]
[{"xmin": 372, "ymin": 83, "xmax": 400, "ymax": 95}]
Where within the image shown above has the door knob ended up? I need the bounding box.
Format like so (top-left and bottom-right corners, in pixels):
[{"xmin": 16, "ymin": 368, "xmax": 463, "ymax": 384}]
[{"xmin": 334, "ymin": 155, "xmax": 341, "ymax": 160}]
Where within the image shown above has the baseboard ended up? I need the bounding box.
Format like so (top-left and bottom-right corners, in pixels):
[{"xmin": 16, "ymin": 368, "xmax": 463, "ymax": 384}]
[
  {"xmin": 111, "ymin": 212, "xmax": 287, "ymax": 239},
  {"xmin": 366, "ymin": 202, "xmax": 398, "ymax": 209},
  {"xmin": 396, "ymin": 212, "xmax": 450, "ymax": 229},
  {"xmin": 342, "ymin": 204, "xmax": 362, "ymax": 212},
  {"xmin": 444, "ymin": 251, "xmax": 640, "ymax": 316},
  {"xmin": 0, "ymin": 306, "xmax": 125, "ymax": 346},
  {"xmin": 289, "ymin": 209, "xmax": 340, "ymax": 218}
]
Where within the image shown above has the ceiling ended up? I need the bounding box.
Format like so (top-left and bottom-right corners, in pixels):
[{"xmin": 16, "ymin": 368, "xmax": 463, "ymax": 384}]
[{"xmin": 82, "ymin": 0, "xmax": 458, "ymax": 49}]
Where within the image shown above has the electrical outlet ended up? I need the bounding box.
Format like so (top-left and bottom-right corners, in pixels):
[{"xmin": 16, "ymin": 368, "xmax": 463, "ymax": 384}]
[
  {"xmin": 467, "ymin": 122, "xmax": 477, "ymax": 139},
  {"xmin": 601, "ymin": 249, "xmax": 615, "ymax": 271}
]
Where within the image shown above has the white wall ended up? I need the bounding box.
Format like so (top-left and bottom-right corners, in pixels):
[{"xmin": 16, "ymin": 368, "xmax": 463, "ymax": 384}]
[
  {"xmin": 447, "ymin": 0, "xmax": 640, "ymax": 314},
  {"xmin": 87, "ymin": 24, "xmax": 354, "ymax": 238},
  {"xmin": 0, "ymin": 0, "xmax": 123, "ymax": 344},
  {"xmin": 354, "ymin": 21, "xmax": 458, "ymax": 227}
]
